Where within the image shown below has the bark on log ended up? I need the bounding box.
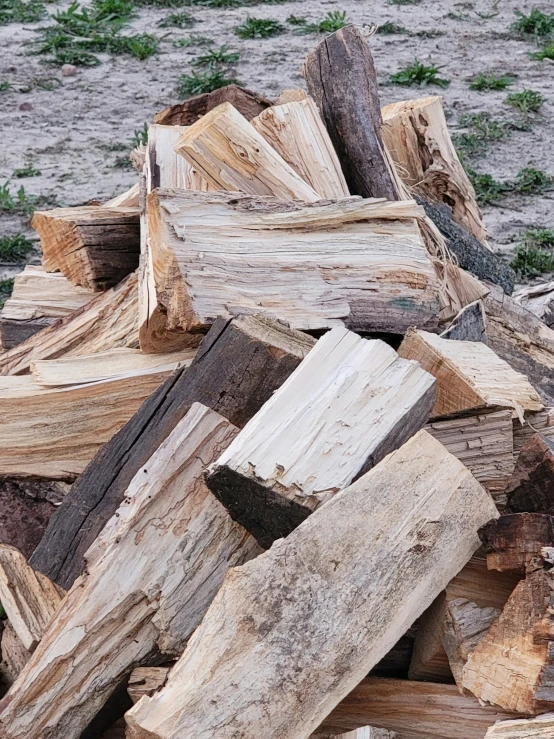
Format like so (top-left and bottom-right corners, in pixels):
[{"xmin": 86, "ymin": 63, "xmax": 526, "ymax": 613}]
[
  {"xmin": 154, "ymin": 84, "xmax": 272, "ymax": 126},
  {"xmin": 478, "ymin": 513, "xmax": 554, "ymax": 572},
  {"xmin": 485, "ymin": 713, "xmax": 554, "ymax": 738},
  {"xmin": 513, "ymin": 281, "xmax": 554, "ymax": 328},
  {"xmin": 440, "ymin": 300, "xmax": 487, "ymax": 343},
  {"xmin": 30, "ymin": 315, "xmax": 314, "ymax": 589},
  {"xmin": 207, "ymin": 327, "xmax": 435, "ymax": 548},
  {"xmin": 125, "ymin": 430, "xmax": 498, "ymax": 739},
  {"xmin": 105, "ymin": 183, "xmax": 140, "ymax": 208},
  {"xmin": 506, "ymin": 434, "xmax": 554, "ymax": 515}
]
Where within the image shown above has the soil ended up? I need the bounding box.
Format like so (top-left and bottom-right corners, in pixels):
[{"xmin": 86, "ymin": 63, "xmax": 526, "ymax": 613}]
[{"xmin": 0, "ymin": 0, "xmax": 553, "ymax": 279}]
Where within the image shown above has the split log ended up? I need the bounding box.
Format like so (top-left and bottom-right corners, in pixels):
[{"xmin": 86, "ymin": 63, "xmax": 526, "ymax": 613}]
[
  {"xmin": 125, "ymin": 430, "xmax": 498, "ymax": 739},
  {"xmin": 479, "ymin": 513, "xmax": 554, "ymax": 572},
  {"xmin": 0, "ymin": 271, "xmax": 139, "ymax": 377},
  {"xmin": 514, "ymin": 280, "xmax": 554, "ymax": 328},
  {"xmin": 513, "ymin": 409, "xmax": 554, "ymax": 461},
  {"xmin": 485, "ymin": 713, "xmax": 554, "ymax": 738},
  {"xmin": 207, "ymin": 327, "xmax": 435, "ymax": 548},
  {"xmin": 440, "ymin": 300, "xmax": 487, "ymax": 343},
  {"xmin": 398, "ymin": 329, "xmax": 543, "ymax": 419},
  {"xmin": 303, "ymin": 25, "xmax": 400, "ymax": 200},
  {"xmin": 506, "ymin": 434, "xmax": 554, "ymax": 514},
  {"xmin": 251, "ymin": 96, "xmax": 349, "ymax": 199},
  {"xmin": 147, "ymin": 189, "xmax": 442, "ymax": 336},
  {"xmin": 105, "ymin": 183, "xmax": 140, "ymax": 208},
  {"xmin": 30, "ymin": 315, "xmax": 314, "ymax": 589},
  {"xmin": 0, "ymin": 266, "xmax": 92, "ymax": 350},
  {"xmin": 0, "ymin": 624, "xmax": 31, "ymax": 683},
  {"xmin": 462, "ymin": 566, "xmax": 554, "ymax": 714},
  {"xmin": 32, "ymin": 206, "xmax": 140, "ymax": 291},
  {"xmin": 319, "ymin": 677, "xmax": 519, "ymax": 739},
  {"xmin": 154, "ymin": 84, "xmax": 272, "ymax": 126},
  {"xmin": 174, "ymin": 102, "xmax": 320, "ymax": 201},
  {"xmin": 128, "ymin": 668, "xmax": 170, "ymax": 705},
  {"xmin": 0, "ymin": 404, "xmax": 260, "ymax": 739},
  {"xmin": 382, "ymin": 96, "xmax": 486, "ymax": 243}
]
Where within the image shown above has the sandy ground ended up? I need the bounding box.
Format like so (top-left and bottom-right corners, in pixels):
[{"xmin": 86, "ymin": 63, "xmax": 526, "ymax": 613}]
[{"xmin": 0, "ymin": 0, "xmax": 553, "ymax": 277}]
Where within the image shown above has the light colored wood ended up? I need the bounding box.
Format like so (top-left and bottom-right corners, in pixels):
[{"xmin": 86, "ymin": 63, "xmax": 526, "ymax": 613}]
[
  {"xmin": 332, "ymin": 729, "xmax": 400, "ymax": 739},
  {"xmin": 513, "ymin": 280, "xmax": 554, "ymax": 328},
  {"xmin": 0, "ymin": 271, "xmax": 139, "ymax": 376},
  {"xmin": 0, "ymin": 623, "xmax": 31, "ymax": 683},
  {"xmin": 128, "ymin": 668, "xmax": 170, "ymax": 705},
  {"xmin": 207, "ymin": 327, "xmax": 435, "ymax": 547},
  {"xmin": 125, "ymin": 429, "xmax": 498, "ymax": 739},
  {"xmin": 0, "ymin": 404, "xmax": 260, "ymax": 739},
  {"xmin": 398, "ymin": 329, "xmax": 543, "ymax": 419},
  {"xmin": 251, "ymin": 96, "xmax": 349, "ymax": 199},
  {"xmin": 148, "ymin": 188, "xmax": 442, "ymax": 335},
  {"xmin": 105, "ymin": 183, "xmax": 140, "ymax": 208},
  {"xmin": 485, "ymin": 713, "xmax": 554, "ymax": 738},
  {"xmin": 0, "ymin": 546, "xmax": 64, "ymax": 651},
  {"xmin": 174, "ymin": 101, "xmax": 320, "ymax": 201},
  {"xmin": 382, "ymin": 96, "xmax": 486, "ymax": 244}
]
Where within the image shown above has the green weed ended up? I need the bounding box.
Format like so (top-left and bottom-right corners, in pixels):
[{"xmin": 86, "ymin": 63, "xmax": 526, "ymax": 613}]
[
  {"xmin": 511, "ymin": 167, "xmax": 552, "ymax": 194},
  {"xmin": 0, "ymin": 81, "xmax": 12, "ymax": 91},
  {"xmin": 112, "ymin": 155, "xmax": 133, "ymax": 169},
  {"xmin": 453, "ymin": 112, "xmax": 511, "ymax": 161},
  {"xmin": 469, "ymin": 167, "xmax": 552, "ymax": 205},
  {"xmin": 0, "ymin": 280, "xmax": 13, "ymax": 310},
  {"xmin": 97, "ymin": 140, "xmax": 129, "ymax": 151},
  {"xmin": 173, "ymin": 34, "xmax": 213, "ymax": 47},
  {"xmin": 0, "ymin": 0, "xmax": 45, "ymax": 25},
  {"xmin": 193, "ymin": 45, "xmax": 239, "ymax": 68},
  {"xmin": 390, "ymin": 59, "xmax": 450, "ymax": 88},
  {"xmin": 158, "ymin": 10, "xmax": 195, "ymax": 27},
  {"xmin": 469, "ymin": 171, "xmax": 507, "ymax": 204},
  {"xmin": 0, "ymin": 181, "xmax": 57, "ymax": 216},
  {"xmin": 376, "ymin": 21, "xmax": 408, "ymax": 34},
  {"xmin": 469, "ymin": 72, "xmax": 516, "ymax": 91},
  {"xmin": 177, "ymin": 69, "xmax": 239, "ymax": 96},
  {"xmin": 287, "ymin": 11, "xmax": 349, "ymax": 34},
  {"xmin": 511, "ymin": 230, "xmax": 554, "ymax": 279},
  {"xmin": 505, "ymin": 89, "xmax": 544, "ymax": 114},
  {"xmin": 13, "ymin": 160, "xmax": 41, "ymax": 178},
  {"xmin": 531, "ymin": 43, "xmax": 554, "ymax": 61},
  {"xmin": 234, "ymin": 17, "xmax": 283, "ymax": 39},
  {"xmin": 132, "ymin": 122, "xmax": 148, "ymax": 148},
  {"xmin": 0, "ymin": 234, "xmax": 34, "ymax": 262},
  {"xmin": 512, "ymin": 8, "xmax": 554, "ymax": 38}
]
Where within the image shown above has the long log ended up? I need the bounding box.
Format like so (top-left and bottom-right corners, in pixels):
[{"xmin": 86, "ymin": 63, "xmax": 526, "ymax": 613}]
[
  {"xmin": 29, "ymin": 314, "xmax": 314, "ymax": 589},
  {"xmin": 125, "ymin": 430, "xmax": 498, "ymax": 739},
  {"xmin": 154, "ymin": 84, "xmax": 272, "ymax": 126}
]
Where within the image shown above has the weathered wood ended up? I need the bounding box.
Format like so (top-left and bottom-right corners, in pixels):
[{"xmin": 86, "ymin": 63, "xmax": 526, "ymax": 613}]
[
  {"xmin": 32, "ymin": 206, "xmax": 140, "ymax": 291},
  {"xmin": 128, "ymin": 668, "xmax": 170, "ymax": 705},
  {"xmin": 207, "ymin": 327, "xmax": 435, "ymax": 548},
  {"xmin": 398, "ymin": 329, "xmax": 543, "ymax": 419},
  {"xmin": 330, "ymin": 729, "xmax": 401, "ymax": 739},
  {"xmin": 0, "ymin": 404, "xmax": 261, "ymax": 739},
  {"xmin": 440, "ymin": 300, "xmax": 487, "ymax": 343},
  {"xmin": 251, "ymin": 96, "xmax": 349, "ymax": 199},
  {"xmin": 506, "ymin": 434, "xmax": 554, "ymax": 515},
  {"xmin": 0, "ymin": 624, "xmax": 31, "ymax": 684},
  {"xmin": 513, "ymin": 409, "xmax": 554, "ymax": 461},
  {"xmin": 105, "ymin": 183, "xmax": 140, "ymax": 208},
  {"xmin": 371, "ymin": 626, "xmax": 417, "ymax": 680},
  {"xmin": 0, "ymin": 478, "xmax": 62, "ymax": 558},
  {"xmin": 148, "ymin": 188, "xmax": 442, "ymax": 336},
  {"xmin": 514, "ymin": 280, "xmax": 554, "ymax": 328},
  {"xmin": 303, "ymin": 25, "xmax": 400, "ymax": 200},
  {"xmin": 30, "ymin": 315, "xmax": 314, "ymax": 589},
  {"xmin": 463, "ymin": 566, "xmax": 554, "ymax": 714},
  {"xmin": 154, "ymin": 84, "xmax": 272, "ymax": 126},
  {"xmin": 0, "ymin": 271, "xmax": 139, "ymax": 377},
  {"xmin": 479, "ymin": 513, "xmax": 554, "ymax": 572},
  {"xmin": 319, "ymin": 677, "xmax": 519, "ymax": 739},
  {"xmin": 174, "ymin": 102, "xmax": 320, "ymax": 201},
  {"xmin": 125, "ymin": 430, "xmax": 498, "ymax": 739},
  {"xmin": 485, "ymin": 713, "xmax": 554, "ymax": 738}
]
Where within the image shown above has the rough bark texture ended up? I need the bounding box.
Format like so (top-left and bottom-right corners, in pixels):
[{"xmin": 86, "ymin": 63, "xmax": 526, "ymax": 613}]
[
  {"xmin": 0, "ymin": 479, "xmax": 62, "ymax": 558},
  {"xmin": 440, "ymin": 300, "xmax": 487, "ymax": 343},
  {"xmin": 30, "ymin": 315, "xmax": 314, "ymax": 589},
  {"xmin": 507, "ymin": 434, "xmax": 554, "ymax": 515},
  {"xmin": 479, "ymin": 513, "xmax": 554, "ymax": 572},
  {"xmin": 153, "ymin": 84, "xmax": 272, "ymax": 126}
]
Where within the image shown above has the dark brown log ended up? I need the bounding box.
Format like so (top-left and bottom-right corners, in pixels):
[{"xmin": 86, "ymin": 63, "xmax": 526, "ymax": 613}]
[
  {"xmin": 440, "ymin": 300, "xmax": 487, "ymax": 343},
  {"xmin": 303, "ymin": 25, "xmax": 399, "ymax": 200},
  {"xmin": 479, "ymin": 513, "xmax": 554, "ymax": 572},
  {"xmin": 30, "ymin": 315, "xmax": 314, "ymax": 589},
  {"xmin": 153, "ymin": 84, "xmax": 273, "ymax": 126},
  {"xmin": 507, "ymin": 433, "xmax": 554, "ymax": 515},
  {"xmin": 0, "ymin": 318, "xmax": 54, "ymax": 351}
]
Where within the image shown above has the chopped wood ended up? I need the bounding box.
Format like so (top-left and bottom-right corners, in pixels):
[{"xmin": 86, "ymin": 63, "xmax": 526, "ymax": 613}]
[
  {"xmin": 513, "ymin": 280, "xmax": 554, "ymax": 328},
  {"xmin": 147, "ymin": 188, "xmax": 442, "ymax": 336},
  {"xmin": 513, "ymin": 409, "xmax": 554, "ymax": 461},
  {"xmin": 125, "ymin": 430, "xmax": 497, "ymax": 739},
  {"xmin": 32, "ymin": 205, "xmax": 140, "ymax": 291},
  {"xmin": 154, "ymin": 84, "xmax": 272, "ymax": 126},
  {"xmin": 128, "ymin": 668, "xmax": 170, "ymax": 705},
  {"xmin": 105, "ymin": 183, "xmax": 140, "ymax": 208},
  {"xmin": 174, "ymin": 102, "xmax": 320, "ymax": 201},
  {"xmin": 0, "ymin": 266, "xmax": 93, "ymax": 350},
  {"xmin": 0, "ymin": 404, "xmax": 260, "ymax": 739},
  {"xmin": 30, "ymin": 314, "xmax": 314, "ymax": 589},
  {"xmin": 207, "ymin": 327, "xmax": 436, "ymax": 548},
  {"xmin": 330, "ymin": 729, "xmax": 402, "ymax": 739},
  {"xmin": 251, "ymin": 96, "xmax": 349, "ymax": 199},
  {"xmin": 485, "ymin": 713, "xmax": 554, "ymax": 738},
  {"xmin": 440, "ymin": 300, "xmax": 487, "ymax": 343},
  {"xmin": 0, "ymin": 271, "xmax": 139, "ymax": 377},
  {"xmin": 479, "ymin": 513, "xmax": 554, "ymax": 572},
  {"xmin": 506, "ymin": 433, "xmax": 554, "ymax": 514},
  {"xmin": 398, "ymin": 329, "xmax": 543, "ymax": 419},
  {"xmin": 0, "ymin": 623, "xmax": 31, "ymax": 684}
]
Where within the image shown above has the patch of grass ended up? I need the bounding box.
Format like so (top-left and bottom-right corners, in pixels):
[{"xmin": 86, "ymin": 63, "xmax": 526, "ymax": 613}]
[
  {"xmin": 453, "ymin": 112, "xmax": 512, "ymax": 161},
  {"xmin": 287, "ymin": 10, "xmax": 349, "ymax": 34},
  {"xmin": 390, "ymin": 59, "xmax": 450, "ymax": 88},
  {"xmin": 0, "ymin": 181, "xmax": 57, "ymax": 216},
  {"xmin": 193, "ymin": 45, "xmax": 239, "ymax": 68},
  {"xmin": 132, "ymin": 122, "xmax": 148, "ymax": 148},
  {"xmin": 468, "ymin": 171, "xmax": 507, "ymax": 204},
  {"xmin": 469, "ymin": 72, "xmax": 516, "ymax": 91},
  {"xmin": 158, "ymin": 10, "xmax": 195, "ymax": 27},
  {"xmin": 0, "ymin": 0, "xmax": 46, "ymax": 25},
  {"xmin": 0, "ymin": 81, "xmax": 12, "ymax": 91},
  {"xmin": 512, "ymin": 8, "xmax": 554, "ymax": 38},
  {"xmin": 177, "ymin": 69, "xmax": 239, "ymax": 96},
  {"xmin": 13, "ymin": 160, "xmax": 41, "ymax": 178},
  {"xmin": 511, "ymin": 167, "xmax": 552, "ymax": 194},
  {"xmin": 0, "ymin": 234, "xmax": 34, "ymax": 262},
  {"xmin": 505, "ymin": 89, "xmax": 544, "ymax": 114},
  {"xmin": 531, "ymin": 43, "xmax": 554, "ymax": 61},
  {"xmin": 173, "ymin": 34, "xmax": 213, "ymax": 47},
  {"xmin": 97, "ymin": 140, "xmax": 129, "ymax": 151},
  {"xmin": 234, "ymin": 16, "xmax": 283, "ymax": 39},
  {"xmin": 469, "ymin": 167, "xmax": 552, "ymax": 205},
  {"xmin": 0, "ymin": 279, "xmax": 14, "ymax": 309},
  {"xmin": 376, "ymin": 21, "xmax": 408, "ymax": 34},
  {"xmin": 112, "ymin": 154, "xmax": 133, "ymax": 169},
  {"xmin": 511, "ymin": 230, "xmax": 554, "ymax": 279}
]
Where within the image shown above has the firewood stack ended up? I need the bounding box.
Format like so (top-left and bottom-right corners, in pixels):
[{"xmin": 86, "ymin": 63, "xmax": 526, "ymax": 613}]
[{"xmin": 1, "ymin": 24, "xmax": 554, "ymax": 739}]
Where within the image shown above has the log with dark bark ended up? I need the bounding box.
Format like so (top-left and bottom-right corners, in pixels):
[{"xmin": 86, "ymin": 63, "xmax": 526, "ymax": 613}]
[
  {"xmin": 479, "ymin": 513, "xmax": 554, "ymax": 572},
  {"xmin": 440, "ymin": 300, "xmax": 487, "ymax": 343},
  {"xmin": 30, "ymin": 315, "xmax": 314, "ymax": 589},
  {"xmin": 506, "ymin": 433, "xmax": 554, "ymax": 515},
  {"xmin": 153, "ymin": 84, "xmax": 272, "ymax": 126}
]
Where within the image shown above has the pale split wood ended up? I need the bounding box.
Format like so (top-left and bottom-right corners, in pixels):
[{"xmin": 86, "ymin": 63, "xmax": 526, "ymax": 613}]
[
  {"xmin": 485, "ymin": 713, "xmax": 554, "ymax": 738},
  {"xmin": 513, "ymin": 408, "xmax": 554, "ymax": 462},
  {"xmin": 330, "ymin": 729, "xmax": 401, "ymax": 739},
  {"xmin": 128, "ymin": 668, "xmax": 170, "ymax": 705},
  {"xmin": 513, "ymin": 280, "xmax": 554, "ymax": 328},
  {"xmin": 125, "ymin": 429, "xmax": 498, "ymax": 739},
  {"xmin": 105, "ymin": 183, "xmax": 140, "ymax": 208}
]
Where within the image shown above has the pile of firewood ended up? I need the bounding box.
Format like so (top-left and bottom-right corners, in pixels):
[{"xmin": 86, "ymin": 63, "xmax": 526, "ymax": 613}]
[{"xmin": 1, "ymin": 24, "xmax": 554, "ymax": 739}]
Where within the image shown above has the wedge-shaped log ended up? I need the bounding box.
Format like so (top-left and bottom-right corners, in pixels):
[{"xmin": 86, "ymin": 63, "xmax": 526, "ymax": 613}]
[
  {"xmin": 507, "ymin": 434, "xmax": 554, "ymax": 515},
  {"xmin": 463, "ymin": 566, "xmax": 554, "ymax": 714},
  {"xmin": 0, "ymin": 404, "xmax": 260, "ymax": 739},
  {"xmin": 485, "ymin": 713, "xmax": 554, "ymax": 738},
  {"xmin": 0, "ymin": 266, "xmax": 93, "ymax": 350},
  {"xmin": 148, "ymin": 189, "xmax": 442, "ymax": 335},
  {"xmin": 399, "ymin": 329, "xmax": 543, "ymax": 419},
  {"xmin": 30, "ymin": 315, "xmax": 314, "ymax": 588},
  {"xmin": 514, "ymin": 280, "xmax": 554, "ymax": 328},
  {"xmin": 207, "ymin": 327, "xmax": 436, "ymax": 547},
  {"xmin": 251, "ymin": 96, "xmax": 349, "ymax": 199},
  {"xmin": 479, "ymin": 513, "xmax": 554, "ymax": 572},
  {"xmin": 33, "ymin": 206, "xmax": 140, "ymax": 291},
  {"xmin": 174, "ymin": 102, "xmax": 320, "ymax": 201},
  {"xmin": 440, "ymin": 300, "xmax": 487, "ymax": 343},
  {"xmin": 126, "ymin": 430, "xmax": 498, "ymax": 739}
]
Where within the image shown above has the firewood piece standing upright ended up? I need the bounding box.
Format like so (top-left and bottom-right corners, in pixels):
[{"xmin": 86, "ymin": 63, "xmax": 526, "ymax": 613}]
[
  {"xmin": 440, "ymin": 300, "xmax": 487, "ymax": 343},
  {"xmin": 32, "ymin": 206, "xmax": 140, "ymax": 291},
  {"xmin": 485, "ymin": 713, "xmax": 554, "ymax": 738},
  {"xmin": 479, "ymin": 513, "xmax": 554, "ymax": 572},
  {"xmin": 126, "ymin": 430, "xmax": 498, "ymax": 739},
  {"xmin": 207, "ymin": 327, "xmax": 436, "ymax": 548},
  {"xmin": 506, "ymin": 434, "xmax": 554, "ymax": 514},
  {"xmin": 154, "ymin": 84, "xmax": 272, "ymax": 126},
  {"xmin": 251, "ymin": 96, "xmax": 349, "ymax": 199},
  {"xmin": 303, "ymin": 25, "xmax": 400, "ymax": 200},
  {"xmin": 398, "ymin": 329, "xmax": 543, "ymax": 419},
  {"xmin": 30, "ymin": 315, "xmax": 314, "ymax": 589},
  {"xmin": 174, "ymin": 102, "xmax": 320, "ymax": 201}
]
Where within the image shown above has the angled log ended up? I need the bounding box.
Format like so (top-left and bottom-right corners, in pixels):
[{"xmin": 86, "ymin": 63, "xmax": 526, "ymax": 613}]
[
  {"xmin": 485, "ymin": 713, "xmax": 554, "ymax": 738},
  {"xmin": 514, "ymin": 280, "xmax": 554, "ymax": 328},
  {"xmin": 207, "ymin": 327, "xmax": 436, "ymax": 548},
  {"xmin": 128, "ymin": 668, "xmax": 170, "ymax": 705},
  {"xmin": 30, "ymin": 315, "xmax": 314, "ymax": 589},
  {"xmin": 440, "ymin": 300, "xmax": 487, "ymax": 343},
  {"xmin": 148, "ymin": 189, "xmax": 442, "ymax": 336},
  {"xmin": 0, "ymin": 404, "xmax": 260, "ymax": 739},
  {"xmin": 479, "ymin": 513, "xmax": 554, "ymax": 572},
  {"xmin": 0, "ymin": 624, "xmax": 31, "ymax": 684},
  {"xmin": 32, "ymin": 206, "xmax": 140, "ymax": 291},
  {"xmin": 125, "ymin": 430, "xmax": 498, "ymax": 739},
  {"xmin": 0, "ymin": 271, "xmax": 139, "ymax": 377},
  {"xmin": 398, "ymin": 329, "xmax": 543, "ymax": 419},
  {"xmin": 507, "ymin": 434, "xmax": 554, "ymax": 515},
  {"xmin": 105, "ymin": 183, "xmax": 140, "ymax": 208},
  {"xmin": 154, "ymin": 84, "xmax": 272, "ymax": 126},
  {"xmin": 251, "ymin": 96, "xmax": 349, "ymax": 199}
]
